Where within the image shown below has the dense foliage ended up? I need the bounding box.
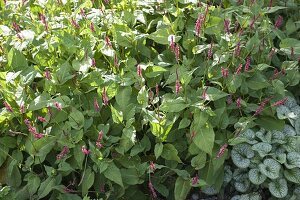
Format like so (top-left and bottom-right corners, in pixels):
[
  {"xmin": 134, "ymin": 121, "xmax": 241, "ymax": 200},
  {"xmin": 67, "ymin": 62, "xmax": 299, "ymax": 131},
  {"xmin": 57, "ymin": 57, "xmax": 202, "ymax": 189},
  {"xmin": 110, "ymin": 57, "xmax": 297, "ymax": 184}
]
[{"xmin": 0, "ymin": 0, "xmax": 299, "ymax": 199}]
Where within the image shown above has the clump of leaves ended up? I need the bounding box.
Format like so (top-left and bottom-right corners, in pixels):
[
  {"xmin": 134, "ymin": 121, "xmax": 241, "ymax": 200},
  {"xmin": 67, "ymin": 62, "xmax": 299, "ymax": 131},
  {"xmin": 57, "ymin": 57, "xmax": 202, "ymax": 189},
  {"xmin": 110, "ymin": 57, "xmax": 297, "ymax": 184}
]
[{"xmin": 226, "ymin": 97, "xmax": 300, "ymax": 199}]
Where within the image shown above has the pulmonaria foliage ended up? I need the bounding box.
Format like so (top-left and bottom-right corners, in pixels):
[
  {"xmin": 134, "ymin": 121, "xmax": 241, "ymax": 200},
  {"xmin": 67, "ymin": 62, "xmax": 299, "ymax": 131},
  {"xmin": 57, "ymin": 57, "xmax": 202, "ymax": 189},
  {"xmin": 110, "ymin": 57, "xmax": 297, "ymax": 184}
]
[{"xmin": 228, "ymin": 97, "xmax": 300, "ymax": 199}]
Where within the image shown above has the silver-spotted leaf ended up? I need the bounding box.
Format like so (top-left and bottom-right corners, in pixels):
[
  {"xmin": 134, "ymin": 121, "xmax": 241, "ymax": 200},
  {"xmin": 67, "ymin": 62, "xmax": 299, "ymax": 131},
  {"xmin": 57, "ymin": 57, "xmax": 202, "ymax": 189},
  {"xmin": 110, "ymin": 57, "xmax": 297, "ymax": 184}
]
[
  {"xmin": 248, "ymin": 168, "xmax": 267, "ymax": 185},
  {"xmin": 259, "ymin": 159, "xmax": 281, "ymax": 179},
  {"xmin": 285, "ymin": 152, "xmax": 300, "ymax": 169},
  {"xmin": 268, "ymin": 178, "xmax": 288, "ymax": 198},
  {"xmin": 284, "ymin": 168, "xmax": 300, "ymax": 184},
  {"xmin": 251, "ymin": 142, "xmax": 272, "ymax": 157},
  {"xmin": 231, "ymin": 144, "xmax": 254, "ymax": 168}
]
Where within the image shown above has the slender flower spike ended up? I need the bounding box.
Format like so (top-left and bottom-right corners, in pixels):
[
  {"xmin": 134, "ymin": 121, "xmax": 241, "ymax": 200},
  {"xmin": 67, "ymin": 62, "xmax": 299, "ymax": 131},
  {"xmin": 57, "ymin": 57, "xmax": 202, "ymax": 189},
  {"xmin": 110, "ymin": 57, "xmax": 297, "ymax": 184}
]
[
  {"xmin": 272, "ymin": 68, "xmax": 279, "ymax": 80},
  {"xmin": 254, "ymin": 97, "xmax": 273, "ymax": 116},
  {"xmin": 20, "ymin": 104, "xmax": 26, "ymax": 113},
  {"xmin": 44, "ymin": 69, "xmax": 51, "ymax": 80},
  {"xmin": 268, "ymin": 47, "xmax": 276, "ymax": 59},
  {"xmin": 56, "ymin": 146, "xmax": 70, "ymax": 160},
  {"xmin": 244, "ymin": 57, "xmax": 251, "ymax": 72},
  {"xmin": 235, "ymin": 42, "xmax": 241, "ymax": 57},
  {"xmin": 268, "ymin": 0, "xmax": 273, "ymax": 9},
  {"xmin": 81, "ymin": 146, "xmax": 90, "ymax": 155},
  {"xmin": 175, "ymin": 44, "xmax": 180, "ymax": 63},
  {"xmin": 91, "ymin": 58, "xmax": 96, "ymax": 67},
  {"xmin": 103, "ymin": 0, "xmax": 110, "ymax": 4},
  {"xmin": 105, "ymin": 36, "xmax": 112, "ymax": 48},
  {"xmin": 90, "ymin": 22, "xmax": 95, "ymax": 32},
  {"xmin": 274, "ymin": 16, "xmax": 283, "ymax": 29},
  {"xmin": 94, "ymin": 97, "xmax": 100, "ymax": 112},
  {"xmin": 235, "ymin": 64, "xmax": 243, "ymax": 75},
  {"xmin": 24, "ymin": 119, "xmax": 31, "ymax": 126},
  {"xmin": 195, "ymin": 14, "xmax": 204, "ymax": 36},
  {"xmin": 207, "ymin": 42, "xmax": 213, "ymax": 60},
  {"xmin": 272, "ymin": 97, "xmax": 288, "ymax": 107},
  {"xmin": 3, "ymin": 101, "xmax": 13, "ymax": 112},
  {"xmin": 148, "ymin": 181, "xmax": 157, "ymax": 198},
  {"xmin": 54, "ymin": 101, "xmax": 62, "ymax": 111},
  {"xmin": 221, "ymin": 67, "xmax": 229, "ymax": 78},
  {"xmin": 224, "ymin": 19, "xmax": 230, "ymax": 34},
  {"xmin": 34, "ymin": 133, "xmax": 44, "ymax": 139},
  {"xmin": 155, "ymin": 83, "xmax": 159, "ymax": 97},
  {"xmin": 169, "ymin": 35, "xmax": 175, "ymax": 52},
  {"xmin": 38, "ymin": 116, "xmax": 47, "ymax": 122},
  {"xmin": 236, "ymin": 97, "xmax": 242, "ymax": 109},
  {"xmin": 80, "ymin": 8, "xmax": 86, "ymax": 18},
  {"xmin": 216, "ymin": 144, "xmax": 228, "ymax": 159},
  {"xmin": 12, "ymin": 21, "xmax": 21, "ymax": 32},
  {"xmin": 149, "ymin": 161, "xmax": 156, "ymax": 173},
  {"xmin": 70, "ymin": 18, "xmax": 80, "ymax": 29},
  {"xmin": 102, "ymin": 87, "xmax": 109, "ymax": 106},
  {"xmin": 96, "ymin": 130, "xmax": 103, "ymax": 148},
  {"xmin": 192, "ymin": 175, "xmax": 199, "ymax": 185},
  {"xmin": 114, "ymin": 54, "xmax": 119, "ymax": 67},
  {"xmin": 202, "ymin": 87, "xmax": 208, "ymax": 100},
  {"xmin": 137, "ymin": 65, "xmax": 143, "ymax": 77},
  {"xmin": 234, "ymin": 20, "xmax": 240, "ymax": 32},
  {"xmin": 39, "ymin": 13, "xmax": 48, "ymax": 31}
]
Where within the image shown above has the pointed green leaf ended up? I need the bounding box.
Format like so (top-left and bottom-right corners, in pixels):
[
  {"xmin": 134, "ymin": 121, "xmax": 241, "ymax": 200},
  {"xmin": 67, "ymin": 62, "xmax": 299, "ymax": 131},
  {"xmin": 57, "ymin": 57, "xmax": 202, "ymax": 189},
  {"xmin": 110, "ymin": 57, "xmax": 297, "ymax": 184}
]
[
  {"xmin": 103, "ymin": 162, "xmax": 124, "ymax": 187},
  {"xmin": 174, "ymin": 177, "xmax": 191, "ymax": 200}
]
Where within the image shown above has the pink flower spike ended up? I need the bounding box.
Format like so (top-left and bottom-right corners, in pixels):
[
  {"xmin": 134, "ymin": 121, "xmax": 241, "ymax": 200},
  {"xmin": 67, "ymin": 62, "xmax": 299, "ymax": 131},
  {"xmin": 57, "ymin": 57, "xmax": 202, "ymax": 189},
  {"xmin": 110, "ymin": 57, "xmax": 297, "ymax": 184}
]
[
  {"xmin": 169, "ymin": 35, "xmax": 175, "ymax": 52},
  {"xmin": 155, "ymin": 83, "xmax": 159, "ymax": 97},
  {"xmin": 272, "ymin": 97, "xmax": 288, "ymax": 107},
  {"xmin": 137, "ymin": 65, "xmax": 143, "ymax": 77},
  {"xmin": 221, "ymin": 67, "xmax": 229, "ymax": 78},
  {"xmin": 175, "ymin": 44, "xmax": 180, "ymax": 63},
  {"xmin": 20, "ymin": 104, "xmax": 26, "ymax": 114},
  {"xmin": 54, "ymin": 101, "xmax": 62, "ymax": 111},
  {"xmin": 274, "ymin": 15, "xmax": 283, "ymax": 29},
  {"xmin": 96, "ymin": 130, "xmax": 103, "ymax": 148},
  {"xmin": 207, "ymin": 42, "xmax": 213, "ymax": 60},
  {"xmin": 149, "ymin": 161, "xmax": 156, "ymax": 173},
  {"xmin": 148, "ymin": 181, "xmax": 157, "ymax": 198},
  {"xmin": 235, "ymin": 64, "xmax": 243, "ymax": 75},
  {"xmin": 114, "ymin": 54, "xmax": 119, "ymax": 67},
  {"xmin": 94, "ymin": 97, "xmax": 100, "ymax": 112},
  {"xmin": 44, "ymin": 69, "xmax": 51, "ymax": 80},
  {"xmin": 90, "ymin": 22, "xmax": 95, "ymax": 32},
  {"xmin": 192, "ymin": 175, "xmax": 199, "ymax": 185},
  {"xmin": 81, "ymin": 146, "xmax": 90, "ymax": 155},
  {"xmin": 202, "ymin": 87, "xmax": 208, "ymax": 100},
  {"xmin": 244, "ymin": 57, "xmax": 251, "ymax": 72},
  {"xmin": 105, "ymin": 36, "xmax": 112, "ymax": 48},
  {"xmin": 216, "ymin": 143, "xmax": 228, "ymax": 159},
  {"xmin": 102, "ymin": 87, "xmax": 109, "ymax": 106},
  {"xmin": 3, "ymin": 101, "xmax": 13, "ymax": 112},
  {"xmin": 70, "ymin": 18, "xmax": 80, "ymax": 29},
  {"xmin": 195, "ymin": 14, "xmax": 204, "ymax": 36},
  {"xmin": 80, "ymin": 8, "xmax": 86, "ymax": 18},
  {"xmin": 235, "ymin": 42, "xmax": 241, "ymax": 57},
  {"xmin": 236, "ymin": 97, "xmax": 242, "ymax": 108},
  {"xmin": 224, "ymin": 19, "xmax": 230, "ymax": 34},
  {"xmin": 91, "ymin": 58, "xmax": 96, "ymax": 67},
  {"xmin": 24, "ymin": 119, "xmax": 31, "ymax": 127},
  {"xmin": 34, "ymin": 133, "xmax": 44, "ymax": 139},
  {"xmin": 227, "ymin": 95, "xmax": 232, "ymax": 105},
  {"xmin": 37, "ymin": 116, "xmax": 47, "ymax": 122}
]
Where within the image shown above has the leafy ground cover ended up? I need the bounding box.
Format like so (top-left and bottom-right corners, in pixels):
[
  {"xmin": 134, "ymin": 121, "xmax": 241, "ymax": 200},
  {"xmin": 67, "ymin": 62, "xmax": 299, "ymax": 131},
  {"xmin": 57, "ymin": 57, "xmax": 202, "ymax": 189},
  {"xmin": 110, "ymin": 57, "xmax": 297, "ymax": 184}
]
[{"xmin": 0, "ymin": 0, "xmax": 300, "ymax": 199}]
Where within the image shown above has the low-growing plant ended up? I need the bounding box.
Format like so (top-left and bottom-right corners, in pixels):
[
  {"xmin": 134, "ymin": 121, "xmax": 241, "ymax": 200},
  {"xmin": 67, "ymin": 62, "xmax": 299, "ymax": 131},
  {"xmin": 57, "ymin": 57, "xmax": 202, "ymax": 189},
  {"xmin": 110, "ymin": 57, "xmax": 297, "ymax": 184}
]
[{"xmin": 224, "ymin": 97, "xmax": 300, "ymax": 199}]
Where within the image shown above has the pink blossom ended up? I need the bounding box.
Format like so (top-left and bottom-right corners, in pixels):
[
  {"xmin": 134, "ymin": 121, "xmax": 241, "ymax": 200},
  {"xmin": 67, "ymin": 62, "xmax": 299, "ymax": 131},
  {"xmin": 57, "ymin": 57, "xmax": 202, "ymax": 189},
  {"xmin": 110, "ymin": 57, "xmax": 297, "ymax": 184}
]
[
  {"xmin": 54, "ymin": 101, "xmax": 62, "ymax": 111},
  {"xmin": 105, "ymin": 36, "xmax": 112, "ymax": 48},
  {"xmin": 34, "ymin": 133, "xmax": 44, "ymax": 139},
  {"xmin": 24, "ymin": 119, "xmax": 31, "ymax": 126},
  {"xmin": 12, "ymin": 21, "xmax": 21, "ymax": 32},
  {"xmin": 56, "ymin": 146, "xmax": 70, "ymax": 160},
  {"xmin": 216, "ymin": 143, "xmax": 228, "ymax": 159},
  {"xmin": 244, "ymin": 57, "xmax": 251, "ymax": 72},
  {"xmin": 236, "ymin": 97, "xmax": 242, "ymax": 108},
  {"xmin": 3, "ymin": 101, "xmax": 13, "ymax": 112},
  {"xmin": 221, "ymin": 67, "xmax": 229, "ymax": 78},
  {"xmin": 37, "ymin": 116, "xmax": 47, "ymax": 122},
  {"xmin": 175, "ymin": 69, "xmax": 181, "ymax": 95},
  {"xmin": 202, "ymin": 87, "xmax": 208, "ymax": 100},
  {"xmin": 91, "ymin": 58, "xmax": 96, "ymax": 67},
  {"xmin": 224, "ymin": 19, "xmax": 230, "ymax": 34},
  {"xmin": 195, "ymin": 14, "xmax": 205, "ymax": 36},
  {"xmin": 114, "ymin": 54, "xmax": 119, "ymax": 67},
  {"xmin": 234, "ymin": 21, "xmax": 240, "ymax": 32},
  {"xmin": 155, "ymin": 83, "xmax": 159, "ymax": 97},
  {"xmin": 70, "ymin": 18, "xmax": 80, "ymax": 29},
  {"xmin": 90, "ymin": 22, "xmax": 95, "ymax": 32},
  {"xmin": 103, "ymin": 0, "xmax": 110, "ymax": 4},
  {"xmin": 96, "ymin": 131, "xmax": 103, "ymax": 148},
  {"xmin": 274, "ymin": 16, "xmax": 283, "ymax": 29},
  {"xmin": 94, "ymin": 97, "xmax": 100, "ymax": 112},
  {"xmin": 192, "ymin": 175, "xmax": 199, "ymax": 185},
  {"xmin": 272, "ymin": 98, "xmax": 288, "ymax": 107},
  {"xmin": 80, "ymin": 8, "xmax": 86, "ymax": 18},
  {"xmin": 235, "ymin": 64, "xmax": 243, "ymax": 75},
  {"xmin": 102, "ymin": 87, "xmax": 109, "ymax": 106},
  {"xmin": 81, "ymin": 146, "xmax": 90, "ymax": 155},
  {"xmin": 175, "ymin": 44, "xmax": 180, "ymax": 63},
  {"xmin": 235, "ymin": 42, "xmax": 241, "ymax": 57},
  {"xmin": 44, "ymin": 69, "xmax": 51, "ymax": 80},
  {"xmin": 149, "ymin": 161, "xmax": 156, "ymax": 173},
  {"xmin": 227, "ymin": 95, "xmax": 232, "ymax": 105},
  {"xmin": 137, "ymin": 65, "xmax": 142, "ymax": 77},
  {"xmin": 169, "ymin": 35, "xmax": 175, "ymax": 52},
  {"xmin": 148, "ymin": 181, "xmax": 157, "ymax": 198},
  {"xmin": 254, "ymin": 97, "xmax": 273, "ymax": 116},
  {"xmin": 272, "ymin": 68, "xmax": 279, "ymax": 80},
  {"xmin": 39, "ymin": 13, "xmax": 48, "ymax": 31},
  {"xmin": 20, "ymin": 104, "xmax": 26, "ymax": 114}
]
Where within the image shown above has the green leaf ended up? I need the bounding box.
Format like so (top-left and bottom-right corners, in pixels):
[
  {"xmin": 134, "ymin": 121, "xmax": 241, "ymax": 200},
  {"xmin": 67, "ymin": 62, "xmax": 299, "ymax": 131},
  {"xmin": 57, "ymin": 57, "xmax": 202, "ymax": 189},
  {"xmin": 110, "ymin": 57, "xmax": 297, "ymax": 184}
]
[
  {"xmin": 25, "ymin": 173, "xmax": 41, "ymax": 196},
  {"xmin": 174, "ymin": 177, "xmax": 191, "ymax": 200},
  {"xmin": 259, "ymin": 159, "xmax": 281, "ymax": 179},
  {"xmin": 161, "ymin": 144, "xmax": 182, "ymax": 163},
  {"xmin": 37, "ymin": 177, "xmax": 55, "ymax": 199},
  {"xmin": 72, "ymin": 58, "xmax": 91, "ymax": 73},
  {"xmin": 203, "ymin": 87, "xmax": 228, "ymax": 101},
  {"xmin": 191, "ymin": 151, "xmax": 207, "ymax": 170},
  {"xmin": 81, "ymin": 168, "xmax": 95, "ymax": 196},
  {"xmin": 148, "ymin": 29, "xmax": 181, "ymax": 45},
  {"xmin": 7, "ymin": 48, "xmax": 28, "ymax": 70},
  {"xmin": 231, "ymin": 144, "xmax": 254, "ymax": 168},
  {"xmin": 137, "ymin": 86, "xmax": 148, "ymax": 108},
  {"xmin": 285, "ymin": 152, "xmax": 300, "ymax": 169},
  {"xmin": 110, "ymin": 105, "xmax": 123, "ymax": 124},
  {"xmin": 28, "ymin": 93, "xmax": 51, "ymax": 111},
  {"xmin": 154, "ymin": 143, "xmax": 163, "ymax": 159},
  {"xmin": 6, "ymin": 161, "xmax": 21, "ymax": 188},
  {"xmin": 69, "ymin": 109, "xmax": 85, "ymax": 130},
  {"xmin": 248, "ymin": 168, "xmax": 267, "ymax": 185},
  {"xmin": 191, "ymin": 122, "xmax": 215, "ymax": 155},
  {"xmin": 121, "ymin": 168, "xmax": 141, "ymax": 185},
  {"xmin": 268, "ymin": 178, "xmax": 288, "ymax": 198},
  {"xmin": 160, "ymin": 97, "xmax": 189, "ymax": 112},
  {"xmin": 116, "ymin": 87, "xmax": 132, "ymax": 109},
  {"xmin": 255, "ymin": 117, "xmax": 285, "ymax": 131},
  {"xmin": 247, "ymin": 73, "xmax": 270, "ymax": 90},
  {"xmin": 178, "ymin": 118, "xmax": 191, "ymax": 129},
  {"xmin": 103, "ymin": 162, "xmax": 124, "ymax": 187},
  {"xmin": 252, "ymin": 142, "xmax": 272, "ymax": 157},
  {"xmin": 192, "ymin": 44, "xmax": 209, "ymax": 54},
  {"xmin": 284, "ymin": 168, "xmax": 300, "ymax": 184}
]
